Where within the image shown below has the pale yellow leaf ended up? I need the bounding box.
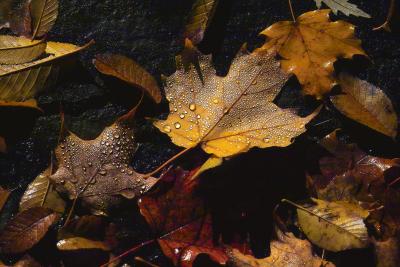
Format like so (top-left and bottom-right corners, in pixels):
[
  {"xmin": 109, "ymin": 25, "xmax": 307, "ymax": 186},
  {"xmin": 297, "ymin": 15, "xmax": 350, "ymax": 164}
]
[
  {"xmin": 0, "ymin": 35, "xmax": 46, "ymax": 64},
  {"xmin": 30, "ymin": 0, "xmax": 58, "ymax": 39}
]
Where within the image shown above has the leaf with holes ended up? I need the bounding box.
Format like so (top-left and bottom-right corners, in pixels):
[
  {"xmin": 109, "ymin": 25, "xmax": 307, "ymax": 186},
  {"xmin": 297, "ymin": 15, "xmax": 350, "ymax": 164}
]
[
  {"xmin": 0, "ymin": 207, "xmax": 59, "ymax": 254},
  {"xmin": 30, "ymin": 0, "xmax": 58, "ymax": 39},
  {"xmin": 155, "ymin": 49, "xmax": 319, "ymax": 158},
  {"xmin": 258, "ymin": 9, "xmax": 367, "ymax": 98}
]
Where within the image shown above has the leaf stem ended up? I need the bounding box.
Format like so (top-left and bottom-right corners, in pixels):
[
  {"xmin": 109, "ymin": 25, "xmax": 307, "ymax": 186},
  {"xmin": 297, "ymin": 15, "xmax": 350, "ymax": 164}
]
[
  {"xmin": 144, "ymin": 147, "xmax": 192, "ymax": 178},
  {"xmin": 288, "ymin": 0, "xmax": 296, "ymax": 22},
  {"xmin": 64, "ymin": 197, "xmax": 78, "ymax": 226},
  {"xmin": 373, "ymin": 0, "xmax": 395, "ymax": 31}
]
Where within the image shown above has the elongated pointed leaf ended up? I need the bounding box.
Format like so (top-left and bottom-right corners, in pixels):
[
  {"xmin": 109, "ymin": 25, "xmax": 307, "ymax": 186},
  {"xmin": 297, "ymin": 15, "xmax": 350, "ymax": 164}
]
[
  {"xmin": 0, "ymin": 41, "xmax": 92, "ymax": 106},
  {"xmin": 30, "ymin": 0, "xmax": 58, "ymax": 39},
  {"xmin": 57, "ymin": 237, "xmax": 110, "ymax": 251},
  {"xmin": 314, "ymin": 0, "xmax": 371, "ymax": 18},
  {"xmin": 0, "ymin": 35, "xmax": 46, "ymax": 64},
  {"xmin": 0, "ymin": 207, "xmax": 59, "ymax": 254},
  {"xmin": 19, "ymin": 167, "xmax": 66, "ymax": 213}
]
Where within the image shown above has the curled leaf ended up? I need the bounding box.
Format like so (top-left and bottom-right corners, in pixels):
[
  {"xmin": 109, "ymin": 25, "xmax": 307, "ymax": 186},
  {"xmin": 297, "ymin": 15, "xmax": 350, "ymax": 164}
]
[
  {"xmin": 94, "ymin": 53, "xmax": 162, "ymax": 103},
  {"xmin": 331, "ymin": 74, "xmax": 397, "ymax": 138},
  {"xmin": 155, "ymin": 50, "xmax": 318, "ymax": 157},
  {"xmin": 258, "ymin": 9, "xmax": 367, "ymax": 98},
  {"xmin": 0, "ymin": 207, "xmax": 59, "ymax": 254},
  {"xmin": 30, "ymin": 0, "xmax": 59, "ymax": 39},
  {"xmin": 0, "ymin": 35, "xmax": 46, "ymax": 64}
]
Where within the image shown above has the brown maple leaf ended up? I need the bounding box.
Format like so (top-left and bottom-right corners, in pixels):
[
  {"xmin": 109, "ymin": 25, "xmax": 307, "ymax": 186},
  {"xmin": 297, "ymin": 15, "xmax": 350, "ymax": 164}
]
[{"xmin": 49, "ymin": 121, "xmax": 157, "ymax": 216}]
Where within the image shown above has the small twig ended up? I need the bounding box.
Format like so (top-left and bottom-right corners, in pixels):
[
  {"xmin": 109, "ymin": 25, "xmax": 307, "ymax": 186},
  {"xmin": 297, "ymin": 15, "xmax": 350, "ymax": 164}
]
[
  {"xmin": 288, "ymin": 0, "xmax": 296, "ymax": 22},
  {"xmin": 373, "ymin": 0, "xmax": 395, "ymax": 31}
]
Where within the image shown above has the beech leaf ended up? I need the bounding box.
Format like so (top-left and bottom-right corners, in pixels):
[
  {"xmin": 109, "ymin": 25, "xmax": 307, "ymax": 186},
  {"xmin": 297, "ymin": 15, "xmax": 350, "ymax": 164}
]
[
  {"xmin": 314, "ymin": 0, "xmax": 371, "ymax": 18},
  {"xmin": 331, "ymin": 74, "xmax": 398, "ymax": 138},
  {"xmin": 258, "ymin": 9, "xmax": 367, "ymax": 98},
  {"xmin": 0, "ymin": 207, "xmax": 59, "ymax": 254},
  {"xmin": 155, "ymin": 50, "xmax": 318, "ymax": 158},
  {"xmin": 0, "ymin": 35, "xmax": 46, "ymax": 64},
  {"xmin": 30, "ymin": 0, "xmax": 59, "ymax": 39},
  {"xmin": 295, "ymin": 198, "xmax": 370, "ymax": 252},
  {"xmin": 49, "ymin": 121, "xmax": 157, "ymax": 215},
  {"xmin": 93, "ymin": 53, "xmax": 162, "ymax": 103},
  {"xmin": 19, "ymin": 167, "xmax": 66, "ymax": 213}
]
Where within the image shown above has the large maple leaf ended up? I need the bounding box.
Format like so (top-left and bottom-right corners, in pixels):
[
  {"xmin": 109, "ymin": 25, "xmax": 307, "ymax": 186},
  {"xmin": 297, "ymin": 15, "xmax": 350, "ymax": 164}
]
[{"xmin": 154, "ymin": 50, "xmax": 318, "ymax": 157}]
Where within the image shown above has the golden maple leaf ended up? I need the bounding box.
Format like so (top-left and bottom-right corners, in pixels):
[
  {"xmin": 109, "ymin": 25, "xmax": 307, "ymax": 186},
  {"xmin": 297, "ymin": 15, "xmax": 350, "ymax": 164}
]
[
  {"xmin": 258, "ymin": 9, "xmax": 367, "ymax": 98},
  {"xmin": 154, "ymin": 50, "xmax": 318, "ymax": 158}
]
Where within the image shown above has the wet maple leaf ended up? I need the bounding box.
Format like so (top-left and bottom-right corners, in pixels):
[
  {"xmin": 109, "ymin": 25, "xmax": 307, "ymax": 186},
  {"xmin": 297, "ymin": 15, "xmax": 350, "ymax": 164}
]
[
  {"xmin": 258, "ymin": 9, "xmax": 366, "ymax": 98},
  {"xmin": 138, "ymin": 167, "xmax": 228, "ymax": 267},
  {"xmin": 155, "ymin": 50, "xmax": 318, "ymax": 158},
  {"xmin": 227, "ymin": 229, "xmax": 335, "ymax": 267},
  {"xmin": 49, "ymin": 121, "xmax": 157, "ymax": 215}
]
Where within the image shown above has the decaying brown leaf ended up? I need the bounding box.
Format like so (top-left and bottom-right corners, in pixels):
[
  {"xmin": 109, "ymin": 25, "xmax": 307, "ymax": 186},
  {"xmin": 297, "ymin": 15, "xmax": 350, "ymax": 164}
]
[
  {"xmin": 19, "ymin": 167, "xmax": 66, "ymax": 213},
  {"xmin": 374, "ymin": 236, "xmax": 400, "ymax": 267},
  {"xmin": 0, "ymin": 207, "xmax": 59, "ymax": 254},
  {"xmin": 184, "ymin": 0, "xmax": 219, "ymax": 45},
  {"xmin": 227, "ymin": 229, "xmax": 335, "ymax": 267},
  {"xmin": 0, "ymin": 35, "xmax": 46, "ymax": 64},
  {"xmin": 57, "ymin": 237, "xmax": 111, "ymax": 251},
  {"xmin": 155, "ymin": 49, "xmax": 318, "ymax": 157},
  {"xmin": 294, "ymin": 198, "xmax": 370, "ymax": 252},
  {"xmin": 331, "ymin": 74, "xmax": 398, "ymax": 138},
  {"xmin": 0, "ymin": 186, "xmax": 11, "ymax": 212},
  {"xmin": 0, "ymin": 41, "xmax": 92, "ymax": 108},
  {"xmin": 49, "ymin": 121, "xmax": 157, "ymax": 215},
  {"xmin": 258, "ymin": 9, "xmax": 367, "ymax": 98},
  {"xmin": 93, "ymin": 53, "xmax": 162, "ymax": 103},
  {"xmin": 30, "ymin": 0, "xmax": 59, "ymax": 39}
]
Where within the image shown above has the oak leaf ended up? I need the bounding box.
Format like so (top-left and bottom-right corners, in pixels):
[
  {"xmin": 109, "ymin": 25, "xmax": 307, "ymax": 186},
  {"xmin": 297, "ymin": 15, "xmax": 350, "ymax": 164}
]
[
  {"xmin": 93, "ymin": 53, "xmax": 162, "ymax": 103},
  {"xmin": 155, "ymin": 50, "xmax": 318, "ymax": 157},
  {"xmin": 331, "ymin": 74, "xmax": 397, "ymax": 138},
  {"xmin": 314, "ymin": 0, "xmax": 371, "ymax": 18},
  {"xmin": 258, "ymin": 9, "xmax": 367, "ymax": 98},
  {"xmin": 0, "ymin": 35, "xmax": 46, "ymax": 64},
  {"xmin": 0, "ymin": 207, "xmax": 59, "ymax": 254},
  {"xmin": 295, "ymin": 198, "xmax": 370, "ymax": 252},
  {"xmin": 30, "ymin": 0, "xmax": 58, "ymax": 39},
  {"xmin": 49, "ymin": 121, "xmax": 157, "ymax": 215},
  {"xmin": 227, "ymin": 229, "xmax": 335, "ymax": 267}
]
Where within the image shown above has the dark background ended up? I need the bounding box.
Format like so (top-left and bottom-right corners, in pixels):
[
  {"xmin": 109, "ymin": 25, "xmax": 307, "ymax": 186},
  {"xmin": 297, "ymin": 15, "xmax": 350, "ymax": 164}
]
[{"xmin": 1, "ymin": 0, "xmax": 400, "ymax": 266}]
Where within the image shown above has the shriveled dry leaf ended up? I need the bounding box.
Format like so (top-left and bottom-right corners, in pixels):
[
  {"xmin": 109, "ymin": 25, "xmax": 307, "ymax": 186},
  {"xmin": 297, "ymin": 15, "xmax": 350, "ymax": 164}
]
[
  {"xmin": 49, "ymin": 121, "xmax": 157, "ymax": 215},
  {"xmin": 0, "ymin": 207, "xmax": 59, "ymax": 254},
  {"xmin": 57, "ymin": 237, "xmax": 111, "ymax": 251},
  {"xmin": 93, "ymin": 53, "xmax": 161, "ymax": 103},
  {"xmin": 228, "ymin": 229, "xmax": 335, "ymax": 267},
  {"xmin": 0, "ymin": 35, "xmax": 46, "ymax": 64},
  {"xmin": 314, "ymin": 0, "xmax": 371, "ymax": 18},
  {"xmin": 0, "ymin": 136, "xmax": 6, "ymax": 153},
  {"xmin": 155, "ymin": 50, "xmax": 318, "ymax": 158},
  {"xmin": 258, "ymin": 9, "xmax": 366, "ymax": 98},
  {"xmin": 296, "ymin": 198, "xmax": 370, "ymax": 252},
  {"xmin": 30, "ymin": 0, "xmax": 58, "ymax": 39},
  {"xmin": 19, "ymin": 167, "xmax": 66, "ymax": 213},
  {"xmin": 184, "ymin": 0, "xmax": 219, "ymax": 45},
  {"xmin": 0, "ymin": 186, "xmax": 11, "ymax": 212},
  {"xmin": 374, "ymin": 236, "xmax": 400, "ymax": 267},
  {"xmin": 0, "ymin": 41, "xmax": 92, "ymax": 108},
  {"xmin": 331, "ymin": 74, "xmax": 397, "ymax": 138}
]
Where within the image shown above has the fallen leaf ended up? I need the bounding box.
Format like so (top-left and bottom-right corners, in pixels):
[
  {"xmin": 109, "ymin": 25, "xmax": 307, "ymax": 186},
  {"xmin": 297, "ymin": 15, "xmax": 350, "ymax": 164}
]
[
  {"xmin": 59, "ymin": 215, "xmax": 106, "ymax": 240},
  {"xmin": 30, "ymin": 0, "xmax": 58, "ymax": 39},
  {"xmin": 49, "ymin": 121, "xmax": 157, "ymax": 215},
  {"xmin": 258, "ymin": 9, "xmax": 366, "ymax": 98},
  {"xmin": 0, "ymin": 41, "xmax": 92, "ymax": 107},
  {"xmin": 19, "ymin": 167, "xmax": 66, "ymax": 213},
  {"xmin": 295, "ymin": 198, "xmax": 370, "ymax": 252},
  {"xmin": 374, "ymin": 236, "xmax": 400, "ymax": 267},
  {"xmin": 57, "ymin": 237, "xmax": 111, "ymax": 251},
  {"xmin": 331, "ymin": 74, "xmax": 397, "ymax": 138},
  {"xmin": 0, "ymin": 207, "xmax": 59, "ymax": 254},
  {"xmin": 184, "ymin": 0, "xmax": 219, "ymax": 45},
  {"xmin": 314, "ymin": 0, "xmax": 371, "ymax": 18},
  {"xmin": 0, "ymin": 136, "xmax": 6, "ymax": 153},
  {"xmin": 0, "ymin": 186, "xmax": 11, "ymax": 212},
  {"xmin": 155, "ymin": 50, "xmax": 318, "ymax": 157},
  {"xmin": 0, "ymin": 35, "xmax": 46, "ymax": 64},
  {"xmin": 227, "ymin": 229, "xmax": 335, "ymax": 267},
  {"xmin": 93, "ymin": 53, "xmax": 162, "ymax": 103},
  {"xmin": 139, "ymin": 167, "xmax": 227, "ymax": 267},
  {"xmin": 13, "ymin": 255, "xmax": 41, "ymax": 267}
]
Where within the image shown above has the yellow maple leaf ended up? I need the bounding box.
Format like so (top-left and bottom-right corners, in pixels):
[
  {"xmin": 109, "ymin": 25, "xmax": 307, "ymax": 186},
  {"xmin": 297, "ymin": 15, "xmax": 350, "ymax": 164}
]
[
  {"xmin": 258, "ymin": 9, "xmax": 367, "ymax": 98},
  {"xmin": 154, "ymin": 50, "xmax": 319, "ymax": 158}
]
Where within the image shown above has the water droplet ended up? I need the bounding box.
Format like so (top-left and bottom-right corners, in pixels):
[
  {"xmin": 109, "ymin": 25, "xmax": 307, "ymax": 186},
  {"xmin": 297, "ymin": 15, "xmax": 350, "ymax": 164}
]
[
  {"xmin": 99, "ymin": 170, "xmax": 107, "ymax": 176},
  {"xmin": 213, "ymin": 99, "xmax": 219, "ymax": 104},
  {"xmin": 114, "ymin": 134, "xmax": 120, "ymax": 139},
  {"xmin": 163, "ymin": 125, "xmax": 171, "ymax": 132},
  {"xmin": 88, "ymin": 162, "xmax": 92, "ymax": 167},
  {"xmin": 128, "ymin": 170, "xmax": 133, "ymax": 175},
  {"xmin": 179, "ymin": 113, "xmax": 185, "ymax": 119},
  {"xmin": 251, "ymin": 80, "xmax": 257, "ymax": 85},
  {"xmin": 189, "ymin": 103, "xmax": 196, "ymax": 111},
  {"xmin": 196, "ymin": 114, "xmax": 201, "ymax": 119},
  {"xmin": 223, "ymin": 108, "xmax": 229, "ymax": 114},
  {"xmin": 82, "ymin": 167, "xmax": 86, "ymax": 172},
  {"xmin": 90, "ymin": 178, "xmax": 96, "ymax": 184},
  {"xmin": 263, "ymin": 137, "xmax": 270, "ymax": 143},
  {"xmin": 60, "ymin": 144, "xmax": 65, "ymax": 149},
  {"xmin": 174, "ymin": 122, "xmax": 181, "ymax": 129}
]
